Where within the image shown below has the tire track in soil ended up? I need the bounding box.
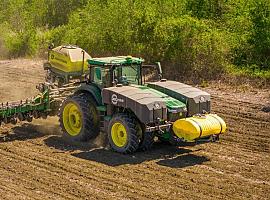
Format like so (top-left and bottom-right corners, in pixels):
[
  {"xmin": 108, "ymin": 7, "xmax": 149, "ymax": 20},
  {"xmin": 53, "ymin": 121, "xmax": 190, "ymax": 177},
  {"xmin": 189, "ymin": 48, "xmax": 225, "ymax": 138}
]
[
  {"xmin": 0, "ymin": 143, "xmax": 175, "ymax": 200},
  {"xmin": 18, "ymin": 138, "xmax": 264, "ymax": 199},
  {"xmin": 0, "ymin": 174, "xmax": 46, "ymax": 200},
  {"xmin": 0, "ymin": 141, "xmax": 211, "ymax": 200},
  {"xmin": 1, "ymin": 138, "xmax": 268, "ymax": 200},
  {"xmin": 0, "ymin": 159, "xmax": 80, "ymax": 200},
  {"xmin": 0, "ymin": 149, "xmax": 124, "ymax": 200}
]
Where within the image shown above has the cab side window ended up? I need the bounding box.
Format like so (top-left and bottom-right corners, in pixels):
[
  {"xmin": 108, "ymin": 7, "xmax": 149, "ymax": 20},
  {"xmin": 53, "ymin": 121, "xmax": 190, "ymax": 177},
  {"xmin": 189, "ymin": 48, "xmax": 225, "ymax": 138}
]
[
  {"xmin": 94, "ymin": 67, "xmax": 102, "ymax": 84},
  {"xmin": 93, "ymin": 67, "xmax": 111, "ymax": 87}
]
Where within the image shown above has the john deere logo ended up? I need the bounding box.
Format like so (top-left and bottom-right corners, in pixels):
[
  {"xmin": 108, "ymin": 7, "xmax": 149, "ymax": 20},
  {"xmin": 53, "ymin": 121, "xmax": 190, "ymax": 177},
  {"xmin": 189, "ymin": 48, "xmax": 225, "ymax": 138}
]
[
  {"xmin": 200, "ymin": 96, "xmax": 205, "ymax": 102},
  {"xmin": 111, "ymin": 94, "xmax": 124, "ymax": 105},
  {"xmin": 154, "ymin": 103, "xmax": 160, "ymax": 109}
]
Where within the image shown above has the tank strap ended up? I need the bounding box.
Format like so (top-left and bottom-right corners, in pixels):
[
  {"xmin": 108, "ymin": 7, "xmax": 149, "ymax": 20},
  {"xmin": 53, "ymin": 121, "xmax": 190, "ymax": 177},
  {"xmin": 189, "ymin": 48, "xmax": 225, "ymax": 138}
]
[
  {"xmin": 190, "ymin": 118, "xmax": 203, "ymax": 138},
  {"xmin": 210, "ymin": 115, "xmax": 223, "ymax": 133}
]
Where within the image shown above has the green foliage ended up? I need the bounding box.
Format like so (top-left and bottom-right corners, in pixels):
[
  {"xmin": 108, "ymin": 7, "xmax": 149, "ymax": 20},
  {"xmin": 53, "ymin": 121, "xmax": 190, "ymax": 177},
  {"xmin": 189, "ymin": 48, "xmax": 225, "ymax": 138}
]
[
  {"xmin": 0, "ymin": 0, "xmax": 269, "ymax": 80},
  {"xmin": 249, "ymin": 0, "xmax": 270, "ymax": 69},
  {"xmin": 186, "ymin": 0, "xmax": 225, "ymax": 19},
  {"xmin": 5, "ymin": 29, "xmax": 38, "ymax": 57},
  {"xmin": 44, "ymin": 0, "xmax": 88, "ymax": 28}
]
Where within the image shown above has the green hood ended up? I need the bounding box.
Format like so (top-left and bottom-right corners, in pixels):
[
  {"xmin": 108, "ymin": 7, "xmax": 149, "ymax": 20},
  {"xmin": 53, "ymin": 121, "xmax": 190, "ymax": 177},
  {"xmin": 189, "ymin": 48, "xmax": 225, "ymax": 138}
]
[
  {"xmin": 136, "ymin": 85, "xmax": 187, "ymax": 113},
  {"xmin": 102, "ymin": 84, "xmax": 187, "ymax": 123}
]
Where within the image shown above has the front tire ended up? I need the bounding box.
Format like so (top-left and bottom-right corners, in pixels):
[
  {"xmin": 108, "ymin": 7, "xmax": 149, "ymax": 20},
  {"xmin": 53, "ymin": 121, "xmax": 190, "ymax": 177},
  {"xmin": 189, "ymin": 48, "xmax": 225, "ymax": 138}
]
[
  {"xmin": 59, "ymin": 93, "xmax": 100, "ymax": 142},
  {"xmin": 108, "ymin": 114, "xmax": 140, "ymax": 154},
  {"xmin": 139, "ymin": 131, "xmax": 155, "ymax": 151}
]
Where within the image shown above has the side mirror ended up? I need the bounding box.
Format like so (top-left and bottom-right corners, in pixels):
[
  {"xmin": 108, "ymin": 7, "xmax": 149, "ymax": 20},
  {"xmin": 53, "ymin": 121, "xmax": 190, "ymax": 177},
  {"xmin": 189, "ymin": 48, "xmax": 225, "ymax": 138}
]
[
  {"xmin": 156, "ymin": 62, "xmax": 162, "ymax": 79},
  {"xmin": 48, "ymin": 43, "xmax": 54, "ymax": 50}
]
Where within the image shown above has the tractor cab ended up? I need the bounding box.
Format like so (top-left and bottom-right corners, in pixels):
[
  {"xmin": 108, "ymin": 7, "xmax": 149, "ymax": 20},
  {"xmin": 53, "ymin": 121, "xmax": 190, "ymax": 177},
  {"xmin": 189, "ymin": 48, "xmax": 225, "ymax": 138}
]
[{"xmin": 88, "ymin": 56, "xmax": 162, "ymax": 88}]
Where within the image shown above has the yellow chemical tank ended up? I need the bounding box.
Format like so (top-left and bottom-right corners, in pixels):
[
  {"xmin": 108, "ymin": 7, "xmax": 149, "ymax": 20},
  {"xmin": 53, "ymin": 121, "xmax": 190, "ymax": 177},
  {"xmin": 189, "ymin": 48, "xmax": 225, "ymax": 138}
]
[
  {"xmin": 49, "ymin": 45, "xmax": 91, "ymax": 73},
  {"xmin": 172, "ymin": 114, "xmax": 226, "ymax": 142}
]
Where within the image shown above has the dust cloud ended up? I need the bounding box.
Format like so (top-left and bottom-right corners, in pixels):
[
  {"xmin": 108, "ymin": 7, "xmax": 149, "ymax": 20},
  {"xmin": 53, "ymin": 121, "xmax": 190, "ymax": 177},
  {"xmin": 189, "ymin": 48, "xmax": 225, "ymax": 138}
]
[{"xmin": 32, "ymin": 117, "xmax": 61, "ymax": 135}]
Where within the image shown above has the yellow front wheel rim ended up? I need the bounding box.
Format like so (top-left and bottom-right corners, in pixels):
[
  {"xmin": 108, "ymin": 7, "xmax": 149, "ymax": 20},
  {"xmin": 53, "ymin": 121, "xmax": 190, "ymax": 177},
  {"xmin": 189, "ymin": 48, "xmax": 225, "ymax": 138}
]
[
  {"xmin": 63, "ymin": 102, "xmax": 82, "ymax": 136},
  {"xmin": 111, "ymin": 122, "xmax": 128, "ymax": 147}
]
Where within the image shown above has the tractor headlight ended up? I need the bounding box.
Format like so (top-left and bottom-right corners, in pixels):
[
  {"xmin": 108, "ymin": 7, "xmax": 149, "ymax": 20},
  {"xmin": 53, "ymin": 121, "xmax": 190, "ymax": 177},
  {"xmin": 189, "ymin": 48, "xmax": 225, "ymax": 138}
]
[{"xmin": 168, "ymin": 107, "xmax": 187, "ymax": 122}]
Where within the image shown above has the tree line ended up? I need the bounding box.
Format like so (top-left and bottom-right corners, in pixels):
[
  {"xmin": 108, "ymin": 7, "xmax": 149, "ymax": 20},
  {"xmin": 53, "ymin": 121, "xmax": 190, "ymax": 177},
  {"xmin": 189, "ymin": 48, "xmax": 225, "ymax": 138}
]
[{"xmin": 0, "ymin": 0, "xmax": 269, "ymax": 80}]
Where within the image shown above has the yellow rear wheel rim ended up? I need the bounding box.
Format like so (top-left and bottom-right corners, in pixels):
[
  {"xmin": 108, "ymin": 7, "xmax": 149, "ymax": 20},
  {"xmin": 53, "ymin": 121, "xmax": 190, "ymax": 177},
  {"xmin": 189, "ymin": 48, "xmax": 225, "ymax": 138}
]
[
  {"xmin": 111, "ymin": 122, "xmax": 127, "ymax": 147},
  {"xmin": 63, "ymin": 102, "xmax": 82, "ymax": 136}
]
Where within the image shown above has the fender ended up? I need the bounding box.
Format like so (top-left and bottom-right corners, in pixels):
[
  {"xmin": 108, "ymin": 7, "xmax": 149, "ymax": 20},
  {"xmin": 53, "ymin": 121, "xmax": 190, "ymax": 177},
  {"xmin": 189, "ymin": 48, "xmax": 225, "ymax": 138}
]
[{"xmin": 75, "ymin": 83, "xmax": 103, "ymax": 106}]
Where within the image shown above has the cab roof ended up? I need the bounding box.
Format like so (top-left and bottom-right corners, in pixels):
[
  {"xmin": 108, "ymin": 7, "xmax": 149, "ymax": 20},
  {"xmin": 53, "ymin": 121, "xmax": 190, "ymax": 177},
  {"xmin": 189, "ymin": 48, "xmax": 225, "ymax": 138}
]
[{"xmin": 88, "ymin": 56, "xmax": 144, "ymax": 66}]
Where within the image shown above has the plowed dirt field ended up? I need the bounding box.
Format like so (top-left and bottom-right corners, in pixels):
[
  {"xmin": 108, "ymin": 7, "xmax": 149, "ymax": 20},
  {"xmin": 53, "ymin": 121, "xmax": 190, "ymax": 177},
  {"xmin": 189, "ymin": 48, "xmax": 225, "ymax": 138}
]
[{"xmin": 0, "ymin": 59, "xmax": 269, "ymax": 200}]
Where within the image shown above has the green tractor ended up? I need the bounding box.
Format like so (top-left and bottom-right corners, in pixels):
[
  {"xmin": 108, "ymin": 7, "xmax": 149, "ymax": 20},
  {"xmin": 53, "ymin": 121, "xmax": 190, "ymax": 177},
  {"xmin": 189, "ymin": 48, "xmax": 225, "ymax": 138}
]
[{"xmin": 59, "ymin": 56, "xmax": 226, "ymax": 153}]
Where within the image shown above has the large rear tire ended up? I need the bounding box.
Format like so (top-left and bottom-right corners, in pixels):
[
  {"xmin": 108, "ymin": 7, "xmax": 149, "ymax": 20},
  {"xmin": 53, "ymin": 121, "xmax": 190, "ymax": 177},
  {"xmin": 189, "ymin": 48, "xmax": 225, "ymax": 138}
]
[
  {"xmin": 108, "ymin": 114, "xmax": 140, "ymax": 154},
  {"xmin": 59, "ymin": 93, "xmax": 100, "ymax": 142}
]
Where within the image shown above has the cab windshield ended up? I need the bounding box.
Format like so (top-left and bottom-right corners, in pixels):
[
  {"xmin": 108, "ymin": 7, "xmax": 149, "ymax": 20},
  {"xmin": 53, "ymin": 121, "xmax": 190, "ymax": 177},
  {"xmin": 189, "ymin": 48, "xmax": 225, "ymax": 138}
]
[
  {"xmin": 113, "ymin": 65, "xmax": 141, "ymax": 85},
  {"xmin": 91, "ymin": 64, "xmax": 142, "ymax": 87}
]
